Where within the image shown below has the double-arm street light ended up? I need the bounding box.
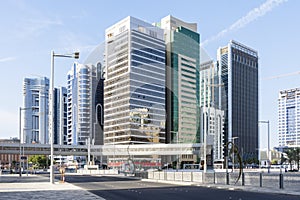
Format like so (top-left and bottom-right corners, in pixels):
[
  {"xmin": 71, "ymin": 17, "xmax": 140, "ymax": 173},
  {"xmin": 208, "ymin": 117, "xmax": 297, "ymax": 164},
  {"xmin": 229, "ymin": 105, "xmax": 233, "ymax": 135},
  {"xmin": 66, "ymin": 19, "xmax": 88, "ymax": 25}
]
[
  {"xmin": 49, "ymin": 51, "xmax": 79, "ymax": 184},
  {"xmin": 258, "ymin": 120, "xmax": 270, "ymax": 173}
]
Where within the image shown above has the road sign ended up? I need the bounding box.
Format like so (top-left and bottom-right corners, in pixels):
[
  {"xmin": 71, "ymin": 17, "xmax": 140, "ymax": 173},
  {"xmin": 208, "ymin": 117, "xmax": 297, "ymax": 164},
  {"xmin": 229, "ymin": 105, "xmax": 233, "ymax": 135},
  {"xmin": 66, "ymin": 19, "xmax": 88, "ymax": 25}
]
[{"xmin": 21, "ymin": 156, "xmax": 27, "ymax": 160}]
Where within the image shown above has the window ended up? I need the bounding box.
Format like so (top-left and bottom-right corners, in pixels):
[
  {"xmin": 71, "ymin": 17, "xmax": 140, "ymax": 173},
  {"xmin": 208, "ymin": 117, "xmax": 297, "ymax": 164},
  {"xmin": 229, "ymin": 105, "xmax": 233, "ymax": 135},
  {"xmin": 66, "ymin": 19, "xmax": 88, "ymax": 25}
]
[{"xmin": 119, "ymin": 25, "xmax": 126, "ymax": 33}]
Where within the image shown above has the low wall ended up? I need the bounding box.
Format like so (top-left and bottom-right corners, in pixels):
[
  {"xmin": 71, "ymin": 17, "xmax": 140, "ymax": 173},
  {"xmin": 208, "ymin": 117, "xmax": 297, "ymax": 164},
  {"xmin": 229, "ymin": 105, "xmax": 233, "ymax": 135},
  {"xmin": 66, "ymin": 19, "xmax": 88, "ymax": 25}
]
[
  {"xmin": 148, "ymin": 171, "xmax": 205, "ymax": 183},
  {"xmin": 77, "ymin": 169, "xmax": 118, "ymax": 175},
  {"xmin": 147, "ymin": 170, "xmax": 300, "ymax": 190}
]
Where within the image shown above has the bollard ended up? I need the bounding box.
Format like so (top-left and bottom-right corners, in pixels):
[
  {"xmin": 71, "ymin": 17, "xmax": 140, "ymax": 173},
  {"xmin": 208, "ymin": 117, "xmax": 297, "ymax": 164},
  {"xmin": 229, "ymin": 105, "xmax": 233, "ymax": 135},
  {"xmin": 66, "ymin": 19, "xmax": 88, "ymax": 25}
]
[
  {"xmin": 226, "ymin": 172, "xmax": 230, "ymax": 185},
  {"xmin": 165, "ymin": 171, "xmax": 167, "ymax": 181},
  {"xmin": 259, "ymin": 172, "xmax": 263, "ymax": 187},
  {"xmin": 242, "ymin": 172, "xmax": 245, "ymax": 186},
  {"xmin": 279, "ymin": 173, "xmax": 284, "ymax": 189},
  {"xmin": 213, "ymin": 172, "xmax": 216, "ymax": 184}
]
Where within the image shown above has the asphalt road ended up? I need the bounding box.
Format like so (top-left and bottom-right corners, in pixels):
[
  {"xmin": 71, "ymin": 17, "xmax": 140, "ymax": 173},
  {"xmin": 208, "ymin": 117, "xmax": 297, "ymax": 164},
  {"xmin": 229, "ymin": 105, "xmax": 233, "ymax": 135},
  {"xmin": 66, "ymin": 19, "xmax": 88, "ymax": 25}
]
[{"xmin": 65, "ymin": 175, "xmax": 299, "ymax": 200}]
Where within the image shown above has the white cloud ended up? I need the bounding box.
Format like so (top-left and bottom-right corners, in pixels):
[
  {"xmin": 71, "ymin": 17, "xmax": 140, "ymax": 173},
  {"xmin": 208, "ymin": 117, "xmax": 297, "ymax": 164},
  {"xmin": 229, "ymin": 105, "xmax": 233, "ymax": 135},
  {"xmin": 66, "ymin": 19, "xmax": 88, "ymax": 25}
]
[
  {"xmin": 0, "ymin": 57, "xmax": 16, "ymax": 63},
  {"xmin": 201, "ymin": 0, "xmax": 288, "ymax": 46}
]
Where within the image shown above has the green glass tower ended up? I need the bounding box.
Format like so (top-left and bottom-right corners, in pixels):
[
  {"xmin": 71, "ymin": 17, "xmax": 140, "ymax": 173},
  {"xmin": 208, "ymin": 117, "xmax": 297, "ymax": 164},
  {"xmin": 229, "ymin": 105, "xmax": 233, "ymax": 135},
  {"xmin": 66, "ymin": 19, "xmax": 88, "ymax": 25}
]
[{"xmin": 159, "ymin": 16, "xmax": 200, "ymax": 145}]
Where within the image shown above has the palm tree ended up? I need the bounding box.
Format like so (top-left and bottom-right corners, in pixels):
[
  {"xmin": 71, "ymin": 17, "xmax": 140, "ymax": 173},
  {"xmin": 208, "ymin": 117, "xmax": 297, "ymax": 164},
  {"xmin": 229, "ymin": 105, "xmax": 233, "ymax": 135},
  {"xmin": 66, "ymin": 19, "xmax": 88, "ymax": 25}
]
[
  {"xmin": 285, "ymin": 148, "xmax": 296, "ymax": 170},
  {"xmin": 295, "ymin": 148, "xmax": 300, "ymax": 171},
  {"xmin": 284, "ymin": 148, "xmax": 300, "ymax": 171}
]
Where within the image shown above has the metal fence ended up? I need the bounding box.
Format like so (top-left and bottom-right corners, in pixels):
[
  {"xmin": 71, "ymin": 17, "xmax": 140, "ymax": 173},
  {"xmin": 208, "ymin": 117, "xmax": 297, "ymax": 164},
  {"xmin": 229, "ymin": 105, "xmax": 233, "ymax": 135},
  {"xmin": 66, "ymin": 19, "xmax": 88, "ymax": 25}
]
[{"xmin": 141, "ymin": 171, "xmax": 300, "ymax": 190}]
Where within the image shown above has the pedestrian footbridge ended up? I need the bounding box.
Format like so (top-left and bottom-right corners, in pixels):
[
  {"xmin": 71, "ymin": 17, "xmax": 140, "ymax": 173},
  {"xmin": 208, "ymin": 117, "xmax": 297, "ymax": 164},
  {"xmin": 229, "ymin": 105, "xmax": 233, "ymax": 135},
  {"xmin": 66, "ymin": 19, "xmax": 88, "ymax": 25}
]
[{"xmin": 0, "ymin": 143, "xmax": 201, "ymax": 156}]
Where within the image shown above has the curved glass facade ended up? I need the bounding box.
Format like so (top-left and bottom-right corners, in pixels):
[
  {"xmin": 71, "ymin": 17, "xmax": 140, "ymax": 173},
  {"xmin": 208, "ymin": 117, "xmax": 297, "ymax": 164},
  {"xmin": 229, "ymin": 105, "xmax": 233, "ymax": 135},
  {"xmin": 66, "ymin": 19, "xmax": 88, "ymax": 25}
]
[
  {"xmin": 67, "ymin": 63, "xmax": 98, "ymax": 145},
  {"xmin": 22, "ymin": 77, "xmax": 49, "ymax": 144}
]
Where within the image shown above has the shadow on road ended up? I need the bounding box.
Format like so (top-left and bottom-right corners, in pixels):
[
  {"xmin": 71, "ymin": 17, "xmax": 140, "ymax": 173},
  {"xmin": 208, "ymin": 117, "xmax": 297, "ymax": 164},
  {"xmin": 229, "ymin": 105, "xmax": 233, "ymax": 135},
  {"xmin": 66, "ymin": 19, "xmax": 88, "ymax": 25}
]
[
  {"xmin": 65, "ymin": 175, "xmax": 141, "ymax": 183},
  {"xmin": 0, "ymin": 175, "xmax": 49, "ymax": 183}
]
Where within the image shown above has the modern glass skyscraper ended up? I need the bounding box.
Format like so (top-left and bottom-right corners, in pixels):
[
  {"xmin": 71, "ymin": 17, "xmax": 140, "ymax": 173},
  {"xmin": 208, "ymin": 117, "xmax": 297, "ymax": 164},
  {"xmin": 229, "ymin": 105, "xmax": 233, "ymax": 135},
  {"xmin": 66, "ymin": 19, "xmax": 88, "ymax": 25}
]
[
  {"xmin": 54, "ymin": 87, "xmax": 67, "ymax": 145},
  {"xmin": 94, "ymin": 62, "xmax": 104, "ymax": 145},
  {"xmin": 159, "ymin": 15, "xmax": 200, "ymax": 144},
  {"xmin": 84, "ymin": 44, "xmax": 106, "ymax": 145},
  {"xmin": 22, "ymin": 77, "xmax": 49, "ymax": 144},
  {"xmin": 104, "ymin": 16, "xmax": 166, "ymax": 145},
  {"xmin": 278, "ymin": 88, "xmax": 300, "ymax": 147},
  {"xmin": 217, "ymin": 40, "xmax": 258, "ymax": 160},
  {"xmin": 67, "ymin": 62, "xmax": 99, "ymax": 145}
]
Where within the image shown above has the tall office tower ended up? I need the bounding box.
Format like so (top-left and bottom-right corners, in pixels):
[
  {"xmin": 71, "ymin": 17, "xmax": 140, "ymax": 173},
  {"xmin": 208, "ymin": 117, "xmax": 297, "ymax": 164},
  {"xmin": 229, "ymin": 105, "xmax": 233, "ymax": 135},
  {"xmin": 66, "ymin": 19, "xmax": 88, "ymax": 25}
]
[
  {"xmin": 67, "ymin": 62, "xmax": 99, "ymax": 145},
  {"xmin": 54, "ymin": 87, "xmax": 67, "ymax": 145},
  {"xmin": 104, "ymin": 16, "xmax": 166, "ymax": 145},
  {"xmin": 217, "ymin": 40, "xmax": 259, "ymax": 160},
  {"xmin": 155, "ymin": 15, "xmax": 200, "ymax": 167},
  {"xmin": 200, "ymin": 60, "xmax": 220, "ymax": 108},
  {"xmin": 94, "ymin": 62, "xmax": 105, "ymax": 145},
  {"xmin": 22, "ymin": 77, "xmax": 49, "ymax": 144},
  {"xmin": 84, "ymin": 46, "xmax": 106, "ymax": 145},
  {"xmin": 158, "ymin": 15, "xmax": 200, "ymax": 144},
  {"xmin": 200, "ymin": 60, "xmax": 224, "ymax": 167},
  {"xmin": 201, "ymin": 106, "xmax": 224, "ymax": 167},
  {"xmin": 278, "ymin": 88, "xmax": 300, "ymax": 147}
]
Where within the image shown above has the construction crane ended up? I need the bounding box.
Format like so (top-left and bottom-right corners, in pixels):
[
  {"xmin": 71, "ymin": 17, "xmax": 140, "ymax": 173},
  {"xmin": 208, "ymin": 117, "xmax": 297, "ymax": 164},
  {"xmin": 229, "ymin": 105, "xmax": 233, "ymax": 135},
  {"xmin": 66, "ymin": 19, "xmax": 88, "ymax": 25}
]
[{"xmin": 264, "ymin": 70, "xmax": 300, "ymax": 80}]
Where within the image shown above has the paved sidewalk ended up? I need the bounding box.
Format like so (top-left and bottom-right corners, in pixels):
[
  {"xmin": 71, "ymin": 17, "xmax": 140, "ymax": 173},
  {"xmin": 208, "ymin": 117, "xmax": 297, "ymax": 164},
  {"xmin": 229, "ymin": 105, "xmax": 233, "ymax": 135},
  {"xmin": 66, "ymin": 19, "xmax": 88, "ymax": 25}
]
[
  {"xmin": 0, "ymin": 174, "xmax": 104, "ymax": 200},
  {"xmin": 142, "ymin": 178, "xmax": 300, "ymax": 196}
]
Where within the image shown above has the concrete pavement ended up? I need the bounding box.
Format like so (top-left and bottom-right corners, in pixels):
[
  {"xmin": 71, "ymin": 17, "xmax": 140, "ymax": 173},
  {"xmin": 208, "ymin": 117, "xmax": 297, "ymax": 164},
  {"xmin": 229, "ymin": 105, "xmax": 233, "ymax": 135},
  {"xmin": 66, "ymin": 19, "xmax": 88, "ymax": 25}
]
[
  {"xmin": 1, "ymin": 173, "xmax": 299, "ymax": 199},
  {"xmin": 0, "ymin": 174, "xmax": 105, "ymax": 200}
]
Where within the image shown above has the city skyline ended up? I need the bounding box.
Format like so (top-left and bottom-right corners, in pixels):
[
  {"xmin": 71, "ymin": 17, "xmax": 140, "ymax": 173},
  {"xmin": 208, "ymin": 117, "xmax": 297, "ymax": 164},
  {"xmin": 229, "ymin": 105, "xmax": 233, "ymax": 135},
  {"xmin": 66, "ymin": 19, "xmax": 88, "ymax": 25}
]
[{"xmin": 0, "ymin": 0, "xmax": 299, "ymax": 150}]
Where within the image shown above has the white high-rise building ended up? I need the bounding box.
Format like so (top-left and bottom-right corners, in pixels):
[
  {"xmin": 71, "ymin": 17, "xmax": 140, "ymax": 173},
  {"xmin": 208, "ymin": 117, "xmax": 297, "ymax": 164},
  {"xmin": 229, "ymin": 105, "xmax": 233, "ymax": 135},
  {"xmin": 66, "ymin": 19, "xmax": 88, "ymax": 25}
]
[
  {"xmin": 278, "ymin": 88, "xmax": 300, "ymax": 147},
  {"xmin": 22, "ymin": 77, "xmax": 49, "ymax": 144},
  {"xmin": 67, "ymin": 62, "xmax": 98, "ymax": 145},
  {"xmin": 104, "ymin": 16, "xmax": 166, "ymax": 145},
  {"xmin": 200, "ymin": 60, "xmax": 225, "ymax": 167}
]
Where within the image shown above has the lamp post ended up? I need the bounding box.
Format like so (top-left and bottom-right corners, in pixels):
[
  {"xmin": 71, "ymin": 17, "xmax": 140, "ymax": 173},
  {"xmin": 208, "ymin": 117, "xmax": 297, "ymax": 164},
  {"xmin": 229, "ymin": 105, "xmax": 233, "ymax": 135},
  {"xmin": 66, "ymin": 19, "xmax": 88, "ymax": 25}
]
[
  {"xmin": 170, "ymin": 131, "xmax": 179, "ymax": 169},
  {"xmin": 19, "ymin": 107, "xmax": 33, "ymax": 177},
  {"xmin": 230, "ymin": 137, "xmax": 238, "ymax": 171},
  {"xmin": 203, "ymin": 110, "xmax": 208, "ymax": 173},
  {"xmin": 49, "ymin": 51, "xmax": 79, "ymax": 184},
  {"xmin": 258, "ymin": 120, "xmax": 270, "ymax": 173}
]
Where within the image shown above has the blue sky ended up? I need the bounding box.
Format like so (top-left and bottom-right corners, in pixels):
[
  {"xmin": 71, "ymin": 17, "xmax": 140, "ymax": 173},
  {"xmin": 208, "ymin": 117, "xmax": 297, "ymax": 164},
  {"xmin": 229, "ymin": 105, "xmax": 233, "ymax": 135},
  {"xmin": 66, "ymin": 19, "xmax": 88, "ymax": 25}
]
[{"xmin": 0, "ymin": 0, "xmax": 298, "ymax": 149}]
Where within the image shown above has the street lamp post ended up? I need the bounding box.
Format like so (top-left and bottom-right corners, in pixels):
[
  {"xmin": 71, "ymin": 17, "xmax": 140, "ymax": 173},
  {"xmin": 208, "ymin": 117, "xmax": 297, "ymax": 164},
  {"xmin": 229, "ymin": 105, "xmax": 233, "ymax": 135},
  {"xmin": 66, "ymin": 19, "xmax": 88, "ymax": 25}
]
[
  {"xmin": 19, "ymin": 107, "xmax": 33, "ymax": 177},
  {"xmin": 18, "ymin": 107, "xmax": 22, "ymax": 177},
  {"xmin": 203, "ymin": 111, "xmax": 208, "ymax": 173},
  {"xmin": 49, "ymin": 51, "xmax": 79, "ymax": 184},
  {"xmin": 230, "ymin": 137, "xmax": 238, "ymax": 171},
  {"xmin": 170, "ymin": 131, "xmax": 179, "ymax": 169},
  {"xmin": 258, "ymin": 120, "xmax": 270, "ymax": 173}
]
